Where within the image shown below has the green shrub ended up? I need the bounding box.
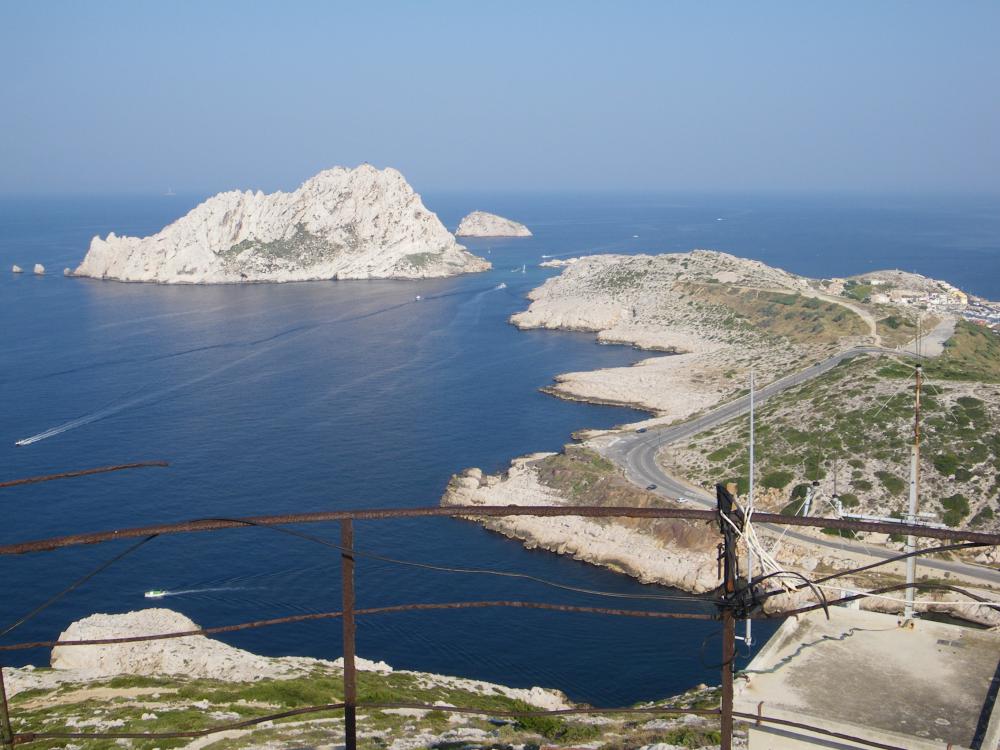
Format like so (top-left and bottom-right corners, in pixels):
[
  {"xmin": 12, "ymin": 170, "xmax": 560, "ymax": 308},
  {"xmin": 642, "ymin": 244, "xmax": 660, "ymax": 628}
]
[
  {"xmin": 941, "ymin": 493, "xmax": 970, "ymax": 527},
  {"xmin": 853, "ymin": 478, "xmax": 873, "ymax": 492},
  {"xmin": 781, "ymin": 497, "xmax": 807, "ymax": 516},
  {"xmin": 934, "ymin": 453, "xmax": 960, "ymax": 476},
  {"xmin": 707, "ymin": 443, "xmax": 740, "ymax": 462},
  {"xmin": 971, "ymin": 507, "xmax": 994, "ymax": 527},
  {"xmin": 875, "ymin": 471, "xmax": 905, "ymax": 495},
  {"xmin": 839, "ymin": 493, "xmax": 860, "ymax": 508},
  {"xmin": 762, "ymin": 470, "xmax": 795, "ymax": 489}
]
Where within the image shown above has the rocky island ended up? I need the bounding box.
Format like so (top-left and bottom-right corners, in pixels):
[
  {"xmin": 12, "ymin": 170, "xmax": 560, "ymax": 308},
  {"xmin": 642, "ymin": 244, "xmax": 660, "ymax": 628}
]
[
  {"xmin": 73, "ymin": 165, "xmax": 491, "ymax": 283},
  {"xmin": 455, "ymin": 210, "xmax": 532, "ymax": 237}
]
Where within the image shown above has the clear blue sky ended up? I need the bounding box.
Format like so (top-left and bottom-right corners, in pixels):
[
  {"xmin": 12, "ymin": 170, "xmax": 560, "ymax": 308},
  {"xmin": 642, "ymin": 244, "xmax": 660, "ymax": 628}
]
[{"xmin": 1, "ymin": 1, "xmax": 998, "ymax": 195}]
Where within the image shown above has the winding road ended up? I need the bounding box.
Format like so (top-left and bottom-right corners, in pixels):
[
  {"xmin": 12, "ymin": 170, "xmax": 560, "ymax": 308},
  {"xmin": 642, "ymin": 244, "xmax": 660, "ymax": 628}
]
[{"xmin": 594, "ymin": 340, "xmax": 1000, "ymax": 588}]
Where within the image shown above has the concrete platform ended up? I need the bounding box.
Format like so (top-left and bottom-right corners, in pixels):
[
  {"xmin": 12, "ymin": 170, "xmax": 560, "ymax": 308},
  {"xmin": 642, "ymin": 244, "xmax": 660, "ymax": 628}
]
[{"xmin": 735, "ymin": 608, "xmax": 1000, "ymax": 749}]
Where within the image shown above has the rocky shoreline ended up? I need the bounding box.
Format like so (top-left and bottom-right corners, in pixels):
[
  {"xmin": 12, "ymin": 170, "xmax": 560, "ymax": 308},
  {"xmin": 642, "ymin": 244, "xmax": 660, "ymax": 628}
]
[
  {"xmin": 4, "ymin": 608, "xmax": 726, "ymax": 750},
  {"xmin": 442, "ymin": 454, "xmax": 1000, "ymax": 627}
]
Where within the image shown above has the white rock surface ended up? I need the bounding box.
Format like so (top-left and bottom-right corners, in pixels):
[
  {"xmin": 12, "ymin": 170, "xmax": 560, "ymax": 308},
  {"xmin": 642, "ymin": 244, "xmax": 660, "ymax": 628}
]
[
  {"xmin": 50, "ymin": 608, "xmax": 311, "ymax": 681},
  {"xmin": 455, "ymin": 210, "xmax": 532, "ymax": 237},
  {"xmin": 442, "ymin": 456, "xmax": 720, "ymax": 592},
  {"xmin": 33, "ymin": 263, "xmax": 45, "ymax": 275},
  {"xmin": 7, "ymin": 608, "xmax": 575, "ymax": 706},
  {"xmin": 11, "ymin": 264, "xmax": 22, "ymax": 273},
  {"xmin": 74, "ymin": 165, "xmax": 491, "ymax": 283}
]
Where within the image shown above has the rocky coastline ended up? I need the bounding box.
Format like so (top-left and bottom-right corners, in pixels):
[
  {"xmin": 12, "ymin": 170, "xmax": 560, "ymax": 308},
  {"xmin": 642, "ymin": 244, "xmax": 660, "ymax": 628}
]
[{"xmin": 440, "ymin": 250, "xmax": 999, "ymax": 627}]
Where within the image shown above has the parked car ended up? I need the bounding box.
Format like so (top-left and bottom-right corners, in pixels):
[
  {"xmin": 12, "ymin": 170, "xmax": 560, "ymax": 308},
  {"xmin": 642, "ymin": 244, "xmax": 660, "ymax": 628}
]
[
  {"xmin": 636, "ymin": 427, "xmax": 647, "ymax": 433},
  {"xmin": 646, "ymin": 483, "xmax": 657, "ymax": 490}
]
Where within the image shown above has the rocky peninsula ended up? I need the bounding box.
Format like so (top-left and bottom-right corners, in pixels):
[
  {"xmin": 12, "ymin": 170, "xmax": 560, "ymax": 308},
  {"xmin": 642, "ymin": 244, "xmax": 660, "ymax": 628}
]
[
  {"xmin": 443, "ymin": 249, "xmax": 1000, "ymax": 626},
  {"xmin": 3, "ymin": 608, "xmax": 725, "ymax": 750},
  {"xmin": 455, "ymin": 210, "xmax": 532, "ymax": 237},
  {"xmin": 73, "ymin": 165, "xmax": 491, "ymax": 283}
]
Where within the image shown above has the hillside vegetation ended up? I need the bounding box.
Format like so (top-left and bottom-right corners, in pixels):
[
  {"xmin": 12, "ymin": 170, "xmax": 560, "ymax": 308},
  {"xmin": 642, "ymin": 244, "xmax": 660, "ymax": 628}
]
[
  {"xmin": 662, "ymin": 347, "xmax": 1000, "ymax": 535},
  {"xmin": 679, "ymin": 282, "xmax": 869, "ymax": 344},
  {"xmin": 4, "ymin": 666, "xmax": 723, "ymax": 750}
]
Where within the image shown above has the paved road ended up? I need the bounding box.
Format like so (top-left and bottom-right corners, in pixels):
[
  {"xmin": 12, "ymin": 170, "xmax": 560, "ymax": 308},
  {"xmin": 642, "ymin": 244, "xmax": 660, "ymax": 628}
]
[{"xmin": 595, "ymin": 345, "xmax": 1000, "ymax": 588}]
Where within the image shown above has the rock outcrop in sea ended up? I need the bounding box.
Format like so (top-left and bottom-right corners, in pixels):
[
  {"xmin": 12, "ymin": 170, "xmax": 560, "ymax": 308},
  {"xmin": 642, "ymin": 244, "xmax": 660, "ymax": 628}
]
[
  {"xmin": 74, "ymin": 165, "xmax": 491, "ymax": 283},
  {"xmin": 455, "ymin": 210, "xmax": 532, "ymax": 237}
]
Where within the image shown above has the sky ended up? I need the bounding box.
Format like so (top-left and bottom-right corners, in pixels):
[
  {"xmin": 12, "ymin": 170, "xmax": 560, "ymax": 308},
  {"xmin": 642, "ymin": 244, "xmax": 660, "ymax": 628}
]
[{"xmin": 1, "ymin": 1, "xmax": 998, "ymax": 195}]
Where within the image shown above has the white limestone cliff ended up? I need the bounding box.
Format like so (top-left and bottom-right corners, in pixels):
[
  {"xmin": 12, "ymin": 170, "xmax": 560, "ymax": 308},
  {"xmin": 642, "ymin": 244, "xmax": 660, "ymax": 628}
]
[
  {"xmin": 74, "ymin": 165, "xmax": 491, "ymax": 283},
  {"xmin": 455, "ymin": 210, "xmax": 532, "ymax": 237}
]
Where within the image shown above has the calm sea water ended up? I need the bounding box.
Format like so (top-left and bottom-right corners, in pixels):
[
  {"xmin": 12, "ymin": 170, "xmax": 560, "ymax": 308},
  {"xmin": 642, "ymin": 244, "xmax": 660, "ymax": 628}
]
[{"xmin": 0, "ymin": 192, "xmax": 997, "ymax": 705}]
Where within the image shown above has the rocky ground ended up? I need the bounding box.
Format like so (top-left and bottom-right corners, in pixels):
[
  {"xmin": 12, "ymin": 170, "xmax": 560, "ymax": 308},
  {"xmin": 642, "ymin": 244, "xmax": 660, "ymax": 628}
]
[
  {"xmin": 3, "ymin": 609, "xmax": 729, "ymax": 750},
  {"xmin": 511, "ymin": 251, "xmax": 874, "ymax": 416}
]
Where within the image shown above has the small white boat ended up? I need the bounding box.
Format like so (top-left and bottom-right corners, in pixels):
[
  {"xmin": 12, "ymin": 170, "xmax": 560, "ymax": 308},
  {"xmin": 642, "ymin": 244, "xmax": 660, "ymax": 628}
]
[
  {"xmin": 496, "ymin": 282, "xmax": 507, "ymax": 290},
  {"xmin": 414, "ymin": 295, "xmax": 422, "ymax": 301},
  {"xmin": 144, "ymin": 590, "xmax": 167, "ymax": 599}
]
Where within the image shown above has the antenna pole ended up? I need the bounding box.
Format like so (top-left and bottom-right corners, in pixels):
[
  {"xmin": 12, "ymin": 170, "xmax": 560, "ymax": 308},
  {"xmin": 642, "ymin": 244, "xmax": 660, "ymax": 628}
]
[{"xmin": 904, "ymin": 364, "xmax": 922, "ymax": 619}]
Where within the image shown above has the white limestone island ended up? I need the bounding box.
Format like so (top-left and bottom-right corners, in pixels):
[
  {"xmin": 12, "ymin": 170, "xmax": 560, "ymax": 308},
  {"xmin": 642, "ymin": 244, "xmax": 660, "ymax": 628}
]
[
  {"xmin": 455, "ymin": 210, "xmax": 532, "ymax": 237},
  {"xmin": 73, "ymin": 165, "xmax": 491, "ymax": 283}
]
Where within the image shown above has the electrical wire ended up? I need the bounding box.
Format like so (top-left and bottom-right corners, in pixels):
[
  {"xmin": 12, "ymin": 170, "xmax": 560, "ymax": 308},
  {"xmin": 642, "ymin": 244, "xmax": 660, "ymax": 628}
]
[
  {"xmin": 202, "ymin": 517, "xmax": 716, "ymax": 604},
  {"xmin": 0, "ymin": 534, "xmax": 158, "ymax": 639}
]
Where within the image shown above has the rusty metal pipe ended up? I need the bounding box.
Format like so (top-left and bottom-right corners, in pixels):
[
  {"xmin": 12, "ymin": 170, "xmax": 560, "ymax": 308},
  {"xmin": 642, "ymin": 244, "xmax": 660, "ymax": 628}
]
[
  {"xmin": 0, "ymin": 601, "xmax": 713, "ymax": 652},
  {"xmin": 2, "ymin": 505, "xmax": 997, "ymax": 556},
  {"xmin": 0, "ymin": 461, "xmax": 168, "ymax": 490}
]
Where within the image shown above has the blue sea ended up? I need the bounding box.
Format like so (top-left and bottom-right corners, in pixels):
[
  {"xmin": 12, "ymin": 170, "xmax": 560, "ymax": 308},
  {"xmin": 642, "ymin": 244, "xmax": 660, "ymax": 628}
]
[{"xmin": 1, "ymin": 191, "xmax": 997, "ymax": 705}]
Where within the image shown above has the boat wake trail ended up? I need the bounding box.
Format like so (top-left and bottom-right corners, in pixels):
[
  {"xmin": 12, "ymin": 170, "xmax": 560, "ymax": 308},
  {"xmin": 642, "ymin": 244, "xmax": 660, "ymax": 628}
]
[
  {"xmin": 15, "ymin": 336, "xmax": 298, "ymax": 446},
  {"xmin": 15, "ymin": 283, "xmax": 500, "ymax": 446},
  {"xmin": 144, "ymin": 586, "xmax": 247, "ymax": 599}
]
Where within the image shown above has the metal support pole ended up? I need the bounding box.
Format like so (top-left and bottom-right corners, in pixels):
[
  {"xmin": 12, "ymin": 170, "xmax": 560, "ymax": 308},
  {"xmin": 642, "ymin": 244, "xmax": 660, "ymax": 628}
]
[
  {"xmin": 721, "ymin": 607, "xmax": 735, "ymax": 750},
  {"xmin": 341, "ymin": 520, "xmax": 357, "ymax": 750},
  {"xmin": 0, "ymin": 664, "xmax": 14, "ymax": 750},
  {"xmin": 905, "ymin": 365, "xmax": 922, "ymax": 620},
  {"xmin": 716, "ymin": 484, "xmax": 740, "ymax": 750}
]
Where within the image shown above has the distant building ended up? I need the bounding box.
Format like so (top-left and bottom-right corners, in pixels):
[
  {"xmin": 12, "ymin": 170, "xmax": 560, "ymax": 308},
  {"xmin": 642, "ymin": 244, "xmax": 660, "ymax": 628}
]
[{"xmin": 735, "ymin": 608, "xmax": 1000, "ymax": 749}]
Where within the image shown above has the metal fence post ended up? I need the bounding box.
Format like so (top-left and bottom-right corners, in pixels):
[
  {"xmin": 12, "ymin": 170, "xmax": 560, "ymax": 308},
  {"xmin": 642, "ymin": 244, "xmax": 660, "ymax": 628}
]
[
  {"xmin": 0, "ymin": 664, "xmax": 14, "ymax": 750},
  {"xmin": 341, "ymin": 519, "xmax": 357, "ymax": 750},
  {"xmin": 716, "ymin": 484, "xmax": 741, "ymax": 750}
]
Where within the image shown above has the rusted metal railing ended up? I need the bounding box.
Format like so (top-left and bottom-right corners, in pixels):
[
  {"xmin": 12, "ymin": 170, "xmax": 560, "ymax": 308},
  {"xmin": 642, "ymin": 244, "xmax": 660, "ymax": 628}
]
[{"xmin": 1, "ymin": 500, "xmax": 998, "ymax": 750}]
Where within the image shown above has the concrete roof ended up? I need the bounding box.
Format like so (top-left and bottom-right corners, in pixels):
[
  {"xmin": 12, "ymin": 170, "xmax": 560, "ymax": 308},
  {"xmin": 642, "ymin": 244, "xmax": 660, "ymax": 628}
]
[{"xmin": 735, "ymin": 608, "xmax": 1000, "ymax": 750}]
